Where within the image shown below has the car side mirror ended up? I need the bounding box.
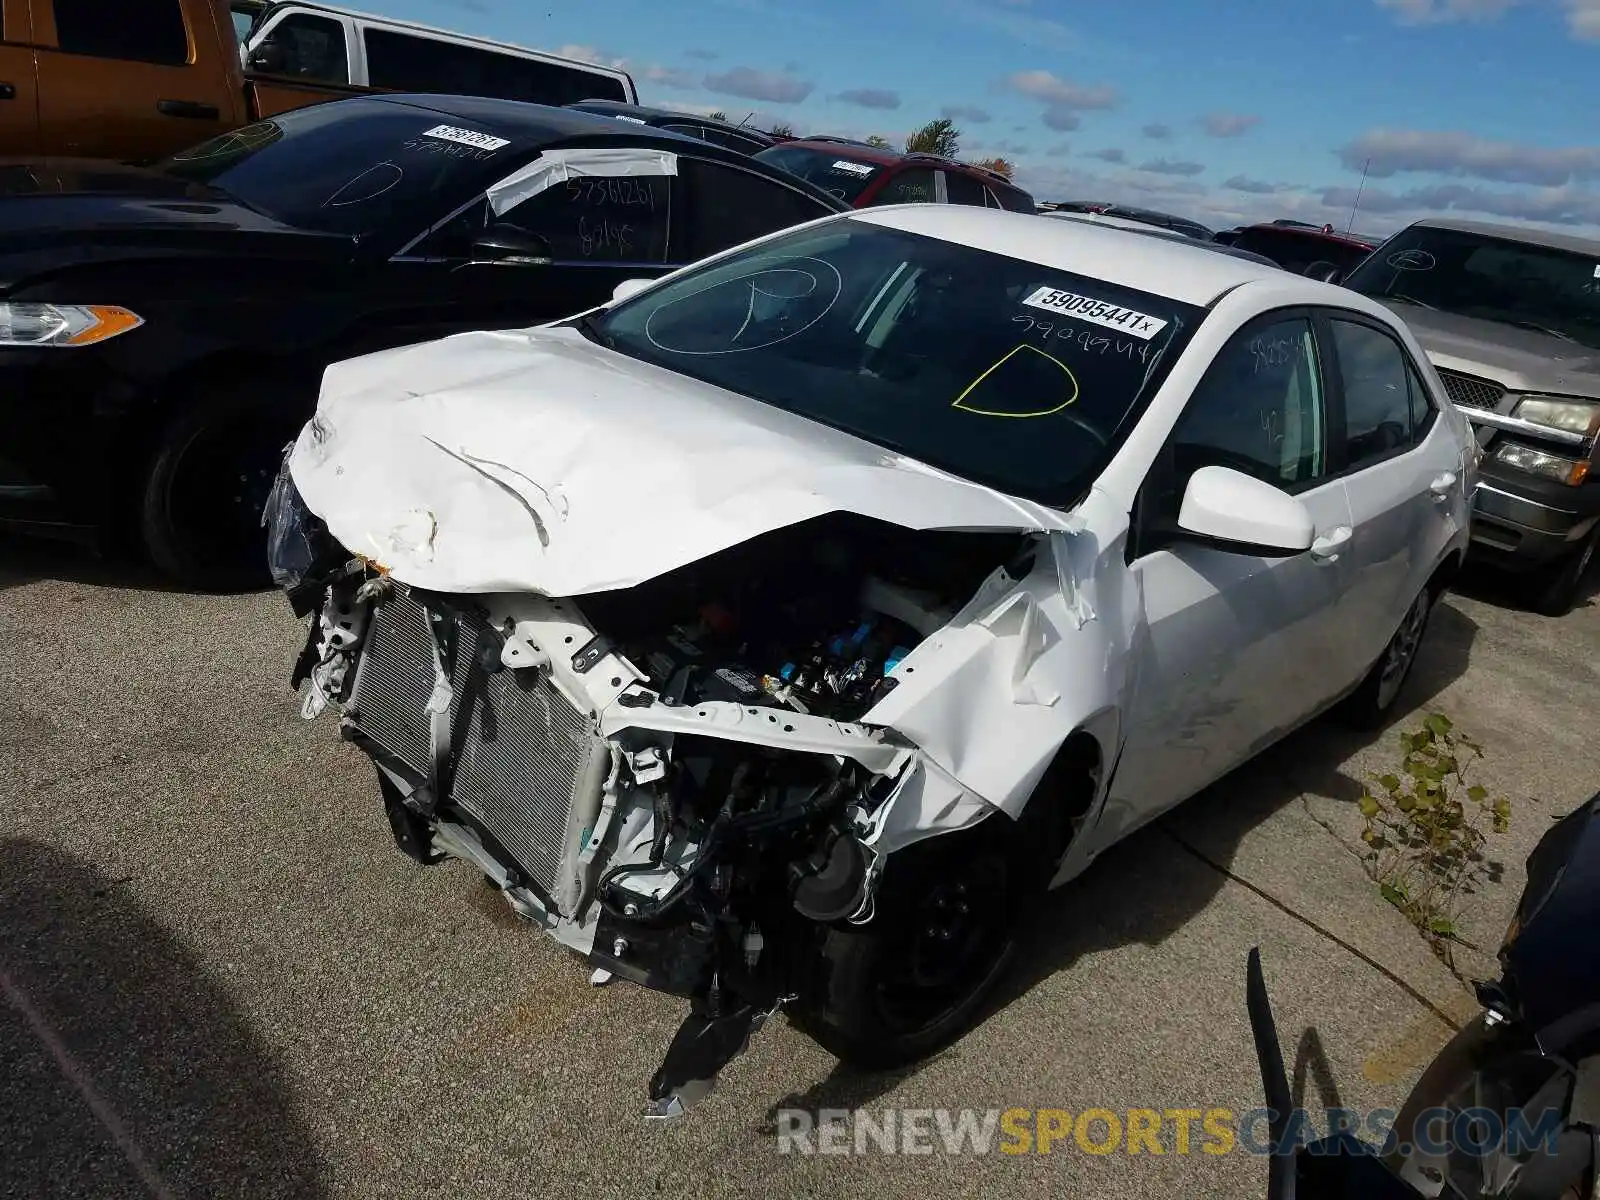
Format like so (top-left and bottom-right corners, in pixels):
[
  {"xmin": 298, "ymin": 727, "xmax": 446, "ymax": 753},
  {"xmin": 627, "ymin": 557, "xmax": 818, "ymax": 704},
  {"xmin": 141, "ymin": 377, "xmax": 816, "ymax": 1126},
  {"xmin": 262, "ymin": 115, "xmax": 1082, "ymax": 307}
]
[
  {"xmin": 245, "ymin": 40, "xmax": 285, "ymax": 74},
  {"xmin": 471, "ymin": 224, "xmax": 553, "ymax": 265},
  {"xmin": 1177, "ymin": 466, "xmax": 1314, "ymax": 557},
  {"xmin": 1303, "ymin": 260, "xmax": 1341, "ymax": 283},
  {"xmin": 611, "ymin": 278, "xmax": 653, "ymax": 304}
]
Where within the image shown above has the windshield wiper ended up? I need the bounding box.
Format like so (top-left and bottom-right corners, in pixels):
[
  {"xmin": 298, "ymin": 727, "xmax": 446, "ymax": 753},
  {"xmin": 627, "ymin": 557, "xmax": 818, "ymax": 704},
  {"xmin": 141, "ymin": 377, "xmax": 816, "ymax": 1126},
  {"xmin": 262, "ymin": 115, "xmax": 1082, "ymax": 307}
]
[
  {"xmin": 573, "ymin": 311, "xmax": 615, "ymax": 349},
  {"xmin": 1498, "ymin": 317, "xmax": 1575, "ymax": 343},
  {"xmin": 1385, "ymin": 293, "xmax": 1437, "ymax": 310}
]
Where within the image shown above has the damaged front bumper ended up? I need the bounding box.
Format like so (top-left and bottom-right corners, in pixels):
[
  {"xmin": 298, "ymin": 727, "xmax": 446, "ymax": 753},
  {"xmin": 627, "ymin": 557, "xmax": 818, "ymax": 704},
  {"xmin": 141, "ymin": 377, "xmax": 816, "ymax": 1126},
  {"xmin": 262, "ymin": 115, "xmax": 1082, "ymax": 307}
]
[{"xmin": 286, "ymin": 554, "xmax": 988, "ymax": 1118}]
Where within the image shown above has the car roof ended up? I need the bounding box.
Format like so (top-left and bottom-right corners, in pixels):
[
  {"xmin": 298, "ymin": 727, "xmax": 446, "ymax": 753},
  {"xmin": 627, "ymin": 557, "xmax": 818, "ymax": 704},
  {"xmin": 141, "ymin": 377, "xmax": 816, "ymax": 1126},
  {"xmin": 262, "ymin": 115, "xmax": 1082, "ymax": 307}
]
[
  {"xmin": 1412, "ymin": 216, "xmax": 1600, "ymax": 256},
  {"xmin": 855, "ymin": 204, "xmax": 1298, "ymax": 305},
  {"xmin": 566, "ymin": 99, "xmax": 774, "ymax": 141},
  {"xmin": 1239, "ymin": 221, "xmax": 1379, "ymax": 248},
  {"xmin": 1043, "ymin": 211, "xmax": 1284, "ymax": 268}
]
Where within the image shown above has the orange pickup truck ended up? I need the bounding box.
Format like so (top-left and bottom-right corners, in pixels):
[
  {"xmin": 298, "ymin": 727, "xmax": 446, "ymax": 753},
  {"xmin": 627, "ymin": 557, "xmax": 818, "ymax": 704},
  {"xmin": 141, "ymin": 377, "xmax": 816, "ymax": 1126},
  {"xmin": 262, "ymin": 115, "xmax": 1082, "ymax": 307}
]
[{"xmin": 0, "ymin": 0, "xmax": 636, "ymax": 161}]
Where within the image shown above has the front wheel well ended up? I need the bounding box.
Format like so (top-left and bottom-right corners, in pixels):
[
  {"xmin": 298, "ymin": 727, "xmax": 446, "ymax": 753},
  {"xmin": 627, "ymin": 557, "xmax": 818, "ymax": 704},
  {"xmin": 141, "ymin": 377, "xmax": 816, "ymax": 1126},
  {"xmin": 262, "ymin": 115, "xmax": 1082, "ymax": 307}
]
[
  {"xmin": 104, "ymin": 354, "xmax": 321, "ymax": 542},
  {"xmin": 1427, "ymin": 550, "xmax": 1465, "ymax": 600},
  {"xmin": 1014, "ymin": 729, "xmax": 1104, "ymax": 883}
]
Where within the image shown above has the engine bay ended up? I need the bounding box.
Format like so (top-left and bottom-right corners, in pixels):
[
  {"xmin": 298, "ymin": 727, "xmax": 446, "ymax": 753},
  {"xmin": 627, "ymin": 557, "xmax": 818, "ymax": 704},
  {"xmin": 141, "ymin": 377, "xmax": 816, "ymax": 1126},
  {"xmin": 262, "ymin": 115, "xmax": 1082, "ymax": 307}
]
[{"xmin": 579, "ymin": 512, "xmax": 1031, "ymax": 723}]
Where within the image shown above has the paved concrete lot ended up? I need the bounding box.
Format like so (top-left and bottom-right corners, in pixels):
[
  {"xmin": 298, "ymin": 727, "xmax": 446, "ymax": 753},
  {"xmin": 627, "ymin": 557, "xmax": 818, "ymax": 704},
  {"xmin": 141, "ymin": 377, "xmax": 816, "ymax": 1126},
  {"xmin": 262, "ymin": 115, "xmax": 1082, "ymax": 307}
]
[{"xmin": 2, "ymin": 537, "xmax": 1595, "ymax": 1199}]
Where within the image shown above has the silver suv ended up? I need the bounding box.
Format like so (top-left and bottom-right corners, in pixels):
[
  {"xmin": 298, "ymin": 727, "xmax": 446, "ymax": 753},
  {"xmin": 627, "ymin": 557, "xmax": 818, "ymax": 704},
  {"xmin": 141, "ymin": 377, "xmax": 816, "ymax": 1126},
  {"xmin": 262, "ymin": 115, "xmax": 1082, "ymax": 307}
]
[{"xmin": 1342, "ymin": 219, "xmax": 1600, "ymax": 615}]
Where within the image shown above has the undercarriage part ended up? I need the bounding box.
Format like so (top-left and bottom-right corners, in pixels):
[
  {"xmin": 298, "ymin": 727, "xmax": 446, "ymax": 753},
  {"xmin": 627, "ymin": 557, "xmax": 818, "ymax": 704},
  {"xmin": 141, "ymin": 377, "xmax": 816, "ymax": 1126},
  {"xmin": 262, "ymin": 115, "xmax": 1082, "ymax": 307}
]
[
  {"xmin": 377, "ymin": 769, "xmax": 444, "ymax": 865},
  {"xmin": 644, "ymin": 997, "xmax": 774, "ymax": 1121}
]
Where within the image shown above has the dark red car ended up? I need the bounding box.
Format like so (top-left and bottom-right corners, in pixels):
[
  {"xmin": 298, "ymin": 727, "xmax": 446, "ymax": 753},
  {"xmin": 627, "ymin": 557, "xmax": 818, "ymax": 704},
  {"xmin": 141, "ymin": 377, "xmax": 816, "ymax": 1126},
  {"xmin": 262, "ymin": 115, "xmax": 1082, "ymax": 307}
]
[
  {"xmin": 752, "ymin": 136, "xmax": 1035, "ymax": 211},
  {"xmin": 1214, "ymin": 220, "xmax": 1380, "ymax": 278}
]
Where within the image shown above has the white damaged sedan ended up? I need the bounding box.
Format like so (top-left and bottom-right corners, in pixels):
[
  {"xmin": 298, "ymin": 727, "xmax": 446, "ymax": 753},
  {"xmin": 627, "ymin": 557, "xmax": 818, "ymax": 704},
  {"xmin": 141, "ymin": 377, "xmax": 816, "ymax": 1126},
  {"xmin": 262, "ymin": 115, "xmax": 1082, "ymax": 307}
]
[{"xmin": 268, "ymin": 204, "xmax": 1476, "ymax": 1117}]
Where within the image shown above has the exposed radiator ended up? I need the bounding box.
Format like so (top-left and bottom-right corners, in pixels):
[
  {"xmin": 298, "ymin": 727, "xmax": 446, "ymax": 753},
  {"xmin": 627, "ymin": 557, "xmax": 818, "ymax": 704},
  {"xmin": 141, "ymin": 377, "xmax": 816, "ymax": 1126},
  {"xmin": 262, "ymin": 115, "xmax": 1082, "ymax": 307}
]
[{"xmin": 345, "ymin": 588, "xmax": 606, "ymax": 909}]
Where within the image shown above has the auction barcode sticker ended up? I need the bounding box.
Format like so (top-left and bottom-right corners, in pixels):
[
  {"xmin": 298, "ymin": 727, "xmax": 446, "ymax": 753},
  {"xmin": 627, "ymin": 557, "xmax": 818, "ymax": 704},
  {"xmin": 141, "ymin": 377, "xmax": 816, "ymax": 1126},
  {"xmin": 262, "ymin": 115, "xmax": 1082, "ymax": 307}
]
[
  {"xmin": 1022, "ymin": 286, "xmax": 1168, "ymax": 340},
  {"xmin": 421, "ymin": 124, "xmax": 511, "ymax": 151},
  {"xmin": 831, "ymin": 160, "xmax": 874, "ymax": 175}
]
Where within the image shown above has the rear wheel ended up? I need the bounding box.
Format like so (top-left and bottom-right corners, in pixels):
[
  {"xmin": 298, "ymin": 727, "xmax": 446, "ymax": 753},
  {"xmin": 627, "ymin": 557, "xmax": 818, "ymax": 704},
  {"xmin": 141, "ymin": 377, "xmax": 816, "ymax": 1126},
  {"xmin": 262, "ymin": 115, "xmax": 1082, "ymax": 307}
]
[{"xmin": 139, "ymin": 382, "xmax": 310, "ymax": 592}]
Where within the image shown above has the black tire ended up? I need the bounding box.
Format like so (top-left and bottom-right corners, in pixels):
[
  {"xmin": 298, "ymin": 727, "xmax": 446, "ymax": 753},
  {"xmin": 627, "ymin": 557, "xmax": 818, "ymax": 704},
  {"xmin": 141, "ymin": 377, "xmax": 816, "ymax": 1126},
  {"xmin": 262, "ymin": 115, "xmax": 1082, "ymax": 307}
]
[
  {"xmin": 1387, "ymin": 1014, "xmax": 1596, "ymax": 1199},
  {"xmin": 1531, "ymin": 525, "xmax": 1600, "ymax": 618},
  {"xmin": 795, "ymin": 822, "xmax": 1021, "ymax": 1069},
  {"xmin": 139, "ymin": 382, "xmax": 311, "ymax": 592},
  {"xmin": 1337, "ymin": 582, "xmax": 1436, "ymax": 730}
]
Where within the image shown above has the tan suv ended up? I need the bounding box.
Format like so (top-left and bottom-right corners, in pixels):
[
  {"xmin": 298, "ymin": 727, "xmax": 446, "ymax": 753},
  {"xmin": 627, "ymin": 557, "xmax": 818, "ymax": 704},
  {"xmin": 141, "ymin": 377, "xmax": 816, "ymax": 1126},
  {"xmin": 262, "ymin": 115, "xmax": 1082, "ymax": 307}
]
[{"xmin": 1342, "ymin": 218, "xmax": 1600, "ymax": 615}]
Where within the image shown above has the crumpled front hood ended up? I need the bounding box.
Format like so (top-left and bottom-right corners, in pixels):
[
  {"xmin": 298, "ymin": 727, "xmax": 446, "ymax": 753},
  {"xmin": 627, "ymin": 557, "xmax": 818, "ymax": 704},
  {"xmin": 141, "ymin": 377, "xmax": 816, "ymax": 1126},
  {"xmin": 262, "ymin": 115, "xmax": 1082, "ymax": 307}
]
[{"xmin": 290, "ymin": 325, "xmax": 1076, "ymax": 595}]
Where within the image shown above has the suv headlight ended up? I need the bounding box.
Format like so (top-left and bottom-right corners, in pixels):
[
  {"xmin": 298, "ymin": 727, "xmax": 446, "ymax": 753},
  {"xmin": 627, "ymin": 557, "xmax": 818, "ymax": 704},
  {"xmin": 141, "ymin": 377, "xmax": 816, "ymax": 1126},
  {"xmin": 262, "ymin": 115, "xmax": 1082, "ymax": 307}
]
[
  {"xmin": 1512, "ymin": 395, "xmax": 1600, "ymax": 438},
  {"xmin": 0, "ymin": 303, "xmax": 143, "ymax": 348},
  {"xmin": 1493, "ymin": 442, "xmax": 1589, "ymax": 485}
]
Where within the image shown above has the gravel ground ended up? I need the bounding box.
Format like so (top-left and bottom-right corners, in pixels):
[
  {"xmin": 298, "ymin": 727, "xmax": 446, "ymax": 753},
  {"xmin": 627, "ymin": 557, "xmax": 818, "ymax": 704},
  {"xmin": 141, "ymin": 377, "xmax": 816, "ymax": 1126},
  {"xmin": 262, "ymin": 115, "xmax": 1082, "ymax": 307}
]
[{"xmin": 1, "ymin": 537, "xmax": 1595, "ymax": 1199}]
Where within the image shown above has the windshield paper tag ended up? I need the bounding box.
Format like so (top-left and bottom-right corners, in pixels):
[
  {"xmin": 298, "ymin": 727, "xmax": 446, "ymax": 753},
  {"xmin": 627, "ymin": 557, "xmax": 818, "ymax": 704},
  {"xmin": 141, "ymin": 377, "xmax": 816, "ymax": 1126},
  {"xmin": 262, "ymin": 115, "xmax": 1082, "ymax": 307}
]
[
  {"xmin": 832, "ymin": 160, "xmax": 873, "ymax": 175},
  {"xmin": 1022, "ymin": 287, "xmax": 1168, "ymax": 340},
  {"xmin": 421, "ymin": 124, "xmax": 510, "ymax": 152}
]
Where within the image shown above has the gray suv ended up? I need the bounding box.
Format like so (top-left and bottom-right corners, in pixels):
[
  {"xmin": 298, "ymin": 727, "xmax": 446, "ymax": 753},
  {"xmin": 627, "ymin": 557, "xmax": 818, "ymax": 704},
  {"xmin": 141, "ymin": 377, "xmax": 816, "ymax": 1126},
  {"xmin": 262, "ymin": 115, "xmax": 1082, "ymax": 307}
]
[{"xmin": 1341, "ymin": 219, "xmax": 1600, "ymax": 615}]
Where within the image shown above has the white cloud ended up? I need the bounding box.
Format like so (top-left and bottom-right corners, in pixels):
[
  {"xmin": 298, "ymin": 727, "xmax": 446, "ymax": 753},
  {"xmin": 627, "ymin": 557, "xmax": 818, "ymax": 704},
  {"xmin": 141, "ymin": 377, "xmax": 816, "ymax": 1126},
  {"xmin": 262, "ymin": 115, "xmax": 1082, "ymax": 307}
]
[
  {"xmin": 1375, "ymin": 0, "xmax": 1521, "ymax": 23},
  {"xmin": 703, "ymin": 67, "xmax": 815, "ymax": 104},
  {"xmin": 1000, "ymin": 69, "xmax": 1118, "ymax": 109},
  {"xmin": 1338, "ymin": 128, "xmax": 1600, "ymax": 186},
  {"xmin": 942, "ymin": 104, "xmax": 994, "ymax": 124},
  {"xmin": 1200, "ymin": 112, "xmax": 1260, "ymax": 138},
  {"xmin": 836, "ymin": 88, "xmax": 902, "ymax": 110}
]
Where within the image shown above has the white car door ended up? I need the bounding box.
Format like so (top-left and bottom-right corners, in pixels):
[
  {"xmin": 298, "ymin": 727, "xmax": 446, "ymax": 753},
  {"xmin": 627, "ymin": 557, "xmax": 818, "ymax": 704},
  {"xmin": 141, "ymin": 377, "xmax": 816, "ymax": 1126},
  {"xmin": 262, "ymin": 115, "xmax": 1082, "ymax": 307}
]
[
  {"xmin": 1101, "ymin": 312, "xmax": 1358, "ymax": 843},
  {"xmin": 1321, "ymin": 313, "xmax": 1466, "ymax": 669}
]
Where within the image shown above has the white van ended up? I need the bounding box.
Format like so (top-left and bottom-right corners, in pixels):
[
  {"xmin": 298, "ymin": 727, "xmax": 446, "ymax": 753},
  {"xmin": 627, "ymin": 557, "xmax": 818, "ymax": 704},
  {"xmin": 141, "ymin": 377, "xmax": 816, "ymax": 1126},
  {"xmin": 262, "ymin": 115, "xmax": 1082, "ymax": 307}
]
[{"xmin": 234, "ymin": 2, "xmax": 637, "ymax": 106}]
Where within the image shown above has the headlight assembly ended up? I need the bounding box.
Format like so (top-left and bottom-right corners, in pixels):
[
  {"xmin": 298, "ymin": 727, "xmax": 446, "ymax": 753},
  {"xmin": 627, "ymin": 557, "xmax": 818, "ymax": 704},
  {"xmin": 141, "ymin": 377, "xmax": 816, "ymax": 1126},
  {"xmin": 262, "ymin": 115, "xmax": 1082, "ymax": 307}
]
[
  {"xmin": 0, "ymin": 303, "xmax": 144, "ymax": 348},
  {"xmin": 1493, "ymin": 442, "xmax": 1589, "ymax": 485},
  {"xmin": 1512, "ymin": 394, "xmax": 1600, "ymax": 438}
]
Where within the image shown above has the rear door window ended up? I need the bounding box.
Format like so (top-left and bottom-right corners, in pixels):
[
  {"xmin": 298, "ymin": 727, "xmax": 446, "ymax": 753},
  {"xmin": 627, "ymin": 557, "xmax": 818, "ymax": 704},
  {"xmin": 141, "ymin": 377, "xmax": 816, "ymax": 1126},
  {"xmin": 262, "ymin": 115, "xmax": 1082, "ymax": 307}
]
[
  {"xmin": 493, "ymin": 165, "xmax": 671, "ymax": 264},
  {"xmin": 364, "ymin": 29, "xmax": 626, "ymax": 104},
  {"xmin": 1329, "ymin": 318, "xmax": 1419, "ymax": 469},
  {"xmin": 53, "ymin": 0, "xmax": 189, "ymax": 65},
  {"xmin": 873, "ymin": 167, "xmax": 937, "ymax": 205},
  {"xmin": 676, "ymin": 157, "xmax": 837, "ymax": 261},
  {"xmin": 941, "ymin": 170, "xmax": 987, "ymax": 207}
]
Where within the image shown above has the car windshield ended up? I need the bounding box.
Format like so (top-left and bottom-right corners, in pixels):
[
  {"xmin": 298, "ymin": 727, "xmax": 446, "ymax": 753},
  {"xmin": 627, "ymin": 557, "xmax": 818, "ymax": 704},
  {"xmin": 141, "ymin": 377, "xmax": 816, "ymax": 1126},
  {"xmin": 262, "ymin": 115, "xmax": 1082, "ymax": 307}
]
[
  {"xmin": 588, "ymin": 219, "xmax": 1205, "ymax": 506},
  {"xmin": 753, "ymin": 145, "xmax": 883, "ymax": 203},
  {"xmin": 156, "ymin": 99, "xmax": 520, "ymax": 240},
  {"xmin": 1344, "ymin": 225, "xmax": 1600, "ymax": 349}
]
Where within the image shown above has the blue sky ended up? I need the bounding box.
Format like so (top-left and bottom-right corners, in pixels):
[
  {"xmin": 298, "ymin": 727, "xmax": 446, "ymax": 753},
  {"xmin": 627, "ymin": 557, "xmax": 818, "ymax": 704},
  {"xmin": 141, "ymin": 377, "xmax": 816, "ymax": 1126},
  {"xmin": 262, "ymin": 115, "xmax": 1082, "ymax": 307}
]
[{"xmin": 371, "ymin": 0, "xmax": 1600, "ymax": 233}]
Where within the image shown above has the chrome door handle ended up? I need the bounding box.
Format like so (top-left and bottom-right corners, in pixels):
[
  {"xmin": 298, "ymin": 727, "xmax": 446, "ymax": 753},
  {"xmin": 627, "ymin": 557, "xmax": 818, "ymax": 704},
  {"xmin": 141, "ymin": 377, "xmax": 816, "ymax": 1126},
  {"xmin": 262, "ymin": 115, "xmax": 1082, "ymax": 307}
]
[
  {"xmin": 1429, "ymin": 471, "xmax": 1457, "ymax": 502},
  {"xmin": 1310, "ymin": 525, "xmax": 1352, "ymax": 563}
]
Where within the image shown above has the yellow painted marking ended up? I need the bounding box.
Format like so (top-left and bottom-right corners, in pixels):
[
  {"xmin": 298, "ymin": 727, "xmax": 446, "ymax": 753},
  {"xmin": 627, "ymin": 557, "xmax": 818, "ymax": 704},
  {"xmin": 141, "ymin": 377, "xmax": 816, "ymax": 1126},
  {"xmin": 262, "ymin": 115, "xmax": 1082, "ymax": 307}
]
[{"xmin": 951, "ymin": 342, "xmax": 1080, "ymax": 418}]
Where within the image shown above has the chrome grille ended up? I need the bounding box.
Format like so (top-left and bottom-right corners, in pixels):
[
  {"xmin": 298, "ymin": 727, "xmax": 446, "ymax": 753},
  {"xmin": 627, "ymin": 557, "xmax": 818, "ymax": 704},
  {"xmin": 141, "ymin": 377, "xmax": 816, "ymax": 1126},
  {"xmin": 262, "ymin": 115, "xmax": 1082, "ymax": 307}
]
[
  {"xmin": 346, "ymin": 589, "xmax": 602, "ymax": 905},
  {"xmin": 1437, "ymin": 369, "xmax": 1506, "ymax": 412}
]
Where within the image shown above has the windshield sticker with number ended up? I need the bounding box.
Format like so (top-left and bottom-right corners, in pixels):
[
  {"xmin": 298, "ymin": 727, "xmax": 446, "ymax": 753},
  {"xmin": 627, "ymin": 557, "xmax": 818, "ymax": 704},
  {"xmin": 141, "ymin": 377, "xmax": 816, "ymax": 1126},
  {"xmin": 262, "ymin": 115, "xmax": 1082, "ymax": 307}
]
[
  {"xmin": 831, "ymin": 160, "xmax": 874, "ymax": 175},
  {"xmin": 1022, "ymin": 287, "xmax": 1169, "ymax": 340},
  {"xmin": 420, "ymin": 124, "xmax": 511, "ymax": 152}
]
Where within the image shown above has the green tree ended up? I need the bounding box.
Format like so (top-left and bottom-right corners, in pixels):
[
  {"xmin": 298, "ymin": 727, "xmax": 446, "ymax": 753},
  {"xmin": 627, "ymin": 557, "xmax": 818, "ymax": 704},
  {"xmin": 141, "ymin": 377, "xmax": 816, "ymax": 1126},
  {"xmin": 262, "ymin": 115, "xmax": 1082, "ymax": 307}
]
[
  {"xmin": 905, "ymin": 118, "xmax": 960, "ymax": 157},
  {"xmin": 768, "ymin": 120, "xmax": 796, "ymax": 138},
  {"xmin": 865, "ymin": 134, "xmax": 892, "ymax": 149},
  {"xmin": 709, "ymin": 110, "xmax": 728, "ymax": 121}
]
